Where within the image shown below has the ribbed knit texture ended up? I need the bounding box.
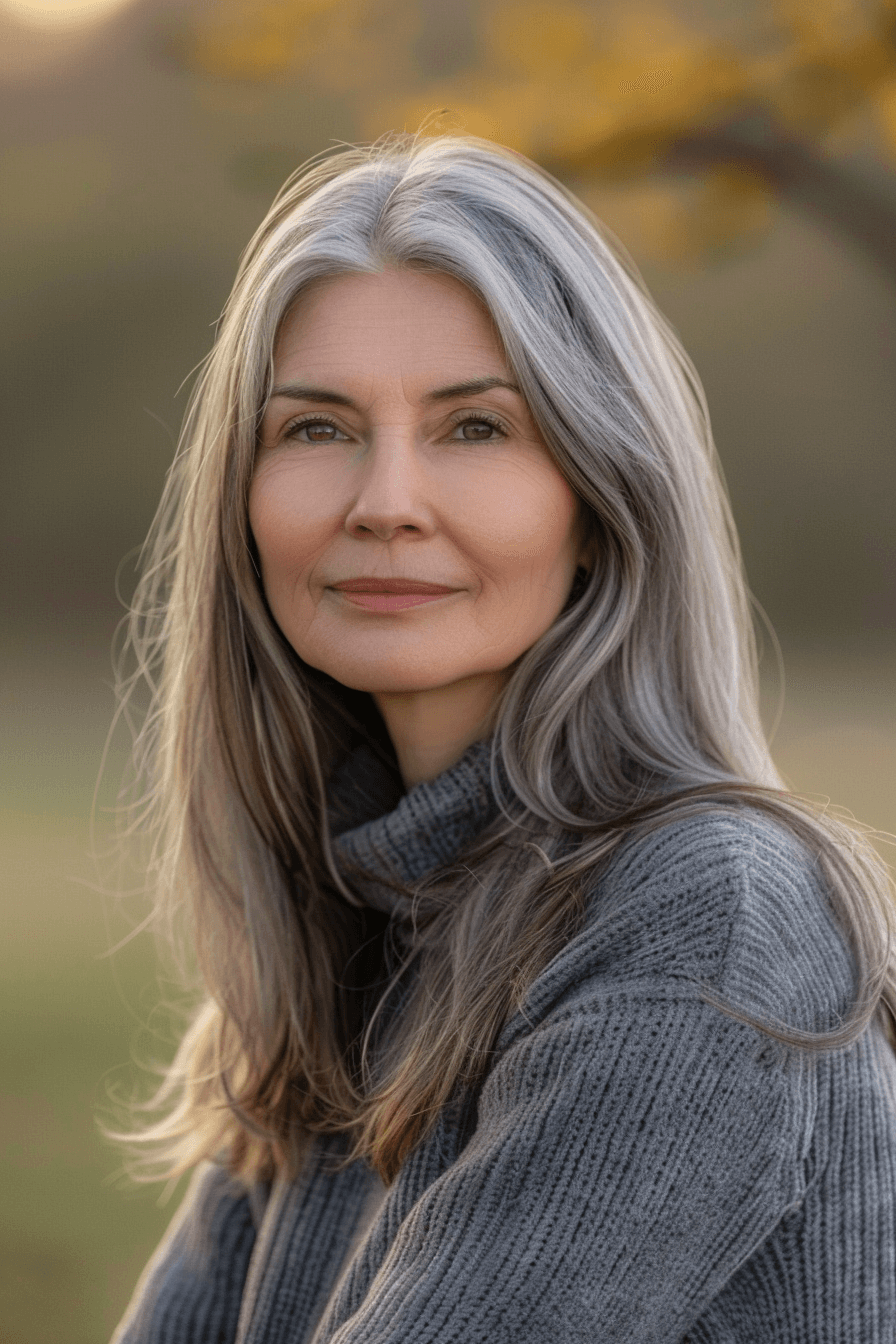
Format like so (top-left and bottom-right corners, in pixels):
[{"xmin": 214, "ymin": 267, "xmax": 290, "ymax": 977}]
[
  {"xmin": 329, "ymin": 736, "xmax": 500, "ymax": 923},
  {"xmin": 112, "ymin": 737, "xmax": 896, "ymax": 1344}
]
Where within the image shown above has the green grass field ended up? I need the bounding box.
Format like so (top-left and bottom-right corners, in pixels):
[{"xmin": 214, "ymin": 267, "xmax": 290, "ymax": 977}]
[
  {"xmin": 0, "ymin": 812, "xmax": 177, "ymax": 1343},
  {"xmin": 2, "ymin": 648, "xmax": 894, "ymax": 1343}
]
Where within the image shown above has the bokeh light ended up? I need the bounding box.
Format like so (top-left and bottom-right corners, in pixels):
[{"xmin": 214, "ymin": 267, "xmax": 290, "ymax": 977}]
[{"xmin": 0, "ymin": 0, "xmax": 139, "ymax": 32}]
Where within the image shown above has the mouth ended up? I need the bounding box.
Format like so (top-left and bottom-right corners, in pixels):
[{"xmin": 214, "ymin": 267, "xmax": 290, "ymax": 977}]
[
  {"xmin": 329, "ymin": 577, "xmax": 460, "ymax": 612},
  {"xmin": 332, "ymin": 589, "xmax": 458, "ymax": 613},
  {"xmin": 332, "ymin": 578, "xmax": 457, "ymax": 594}
]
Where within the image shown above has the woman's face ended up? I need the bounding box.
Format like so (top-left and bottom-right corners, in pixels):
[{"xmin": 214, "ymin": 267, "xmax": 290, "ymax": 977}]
[{"xmin": 251, "ymin": 267, "xmax": 589, "ymax": 701}]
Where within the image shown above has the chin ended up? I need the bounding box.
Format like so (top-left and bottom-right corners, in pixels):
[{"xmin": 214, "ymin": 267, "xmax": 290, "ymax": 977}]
[
  {"xmin": 329, "ymin": 668, "xmax": 460, "ymax": 696},
  {"xmin": 298, "ymin": 649, "xmax": 451, "ymax": 694}
]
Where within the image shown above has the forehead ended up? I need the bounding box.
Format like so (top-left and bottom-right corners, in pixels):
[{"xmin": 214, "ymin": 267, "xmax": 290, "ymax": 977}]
[{"xmin": 272, "ymin": 268, "xmax": 511, "ymax": 383}]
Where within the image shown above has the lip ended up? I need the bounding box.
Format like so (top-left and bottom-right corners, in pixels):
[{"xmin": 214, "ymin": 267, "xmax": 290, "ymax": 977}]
[
  {"xmin": 331, "ymin": 578, "xmax": 459, "ymax": 594},
  {"xmin": 337, "ymin": 591, "xmax": 455, "ymax": 612}
]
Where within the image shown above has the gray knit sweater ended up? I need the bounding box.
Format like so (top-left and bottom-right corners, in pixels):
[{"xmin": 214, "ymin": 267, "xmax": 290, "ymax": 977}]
[{"xmin": 112, "ymin": 738, "xmax": 896, "ymax": 1343}]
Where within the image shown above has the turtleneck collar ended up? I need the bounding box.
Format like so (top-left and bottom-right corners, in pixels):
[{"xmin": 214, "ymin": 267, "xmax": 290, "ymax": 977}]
[{"xmin": 328, "ymin": 736, "xmax": 501, "ymax": 923}]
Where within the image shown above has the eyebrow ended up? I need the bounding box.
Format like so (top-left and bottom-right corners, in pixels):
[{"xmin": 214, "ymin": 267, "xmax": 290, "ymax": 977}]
[{"xmin": 267, "ymin": 376, "xmax": 522, "ymax": 407}]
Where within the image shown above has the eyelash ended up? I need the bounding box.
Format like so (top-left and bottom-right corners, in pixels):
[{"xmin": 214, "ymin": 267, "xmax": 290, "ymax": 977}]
[
  {"xmin": 451, "ymin": 411, "xmax": 508, "ymax": 439},
  {"xmin": 283, "ymin": 413, "xmax": 343, "ymax": 441},
  {"xmin": 282, "ymin": 410, "xmax": 510, "ymax": 442}
]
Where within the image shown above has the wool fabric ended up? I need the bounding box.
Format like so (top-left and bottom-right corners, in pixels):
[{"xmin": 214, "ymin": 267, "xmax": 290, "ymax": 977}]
[{"xmin": 111, "ymin": 737, "xmax": 896, "ymax": 1343}]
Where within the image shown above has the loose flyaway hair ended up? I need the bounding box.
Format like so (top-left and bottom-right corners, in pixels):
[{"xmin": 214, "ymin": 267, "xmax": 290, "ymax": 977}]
[{"xmin": 107, "ymin": 130, "xmax": 896, "ymax": 1185}]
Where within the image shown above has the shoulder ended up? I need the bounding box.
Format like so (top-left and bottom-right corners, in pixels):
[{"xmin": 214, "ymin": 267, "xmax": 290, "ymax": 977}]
[{"xmin": 505, "ymin": 805, "xmax": 857, "ymax": 1047}]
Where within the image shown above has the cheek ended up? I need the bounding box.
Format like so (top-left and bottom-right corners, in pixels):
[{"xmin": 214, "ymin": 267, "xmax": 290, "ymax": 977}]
[
  {"xmin": 248, "ymin": 462, "xmax": 333, "ymax": 590},
  {"xmin": 448, "ymin": 464, "xmax": 579, "ymax": 572}
]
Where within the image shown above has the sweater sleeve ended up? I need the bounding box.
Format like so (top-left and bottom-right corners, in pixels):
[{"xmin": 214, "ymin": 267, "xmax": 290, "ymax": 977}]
[
  {"xmin": 318, "ymin": 993, "xmax": 813, "ymax": 1344},
  {"xmin": 110, "ymin": 1161, "xmax": 260, "ymax": 1344}
]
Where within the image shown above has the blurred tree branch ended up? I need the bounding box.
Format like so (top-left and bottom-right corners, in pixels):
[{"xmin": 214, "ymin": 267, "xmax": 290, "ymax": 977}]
[
  {"xmin": 662, "ymin": 108, "xmax": 896, "ymax": 274},
  {"xmin": 172, "ymin": 0, "xmax": 896, "ymax": 274}
]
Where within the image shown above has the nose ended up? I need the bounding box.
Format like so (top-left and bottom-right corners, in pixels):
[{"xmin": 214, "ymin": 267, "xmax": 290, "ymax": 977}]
[{"xmin": 343, "ymin": 433, "xmax": 436, "ymax": 542}]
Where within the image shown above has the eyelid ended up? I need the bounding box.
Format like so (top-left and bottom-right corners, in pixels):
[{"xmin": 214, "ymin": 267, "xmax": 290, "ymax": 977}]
[
  {"xmin": 282, "ymin": 412, "xmax": 350, "ymax": 441},
  {"xmin": 447, "ymin": 409, "xmax": 509, "ymax": 436},
  {"xmin": 278, "ymin": 407, "xmax": 510, "ymax": 443}
]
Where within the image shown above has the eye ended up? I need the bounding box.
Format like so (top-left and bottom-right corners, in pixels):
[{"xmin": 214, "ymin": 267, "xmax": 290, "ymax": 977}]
[
  {"xmin": 450, "ymin": 412, "xmax": 508, "ymax": 442},
  {"xmin": 283, "ymin": 415, "xmax": 349, "ymax": 444}
]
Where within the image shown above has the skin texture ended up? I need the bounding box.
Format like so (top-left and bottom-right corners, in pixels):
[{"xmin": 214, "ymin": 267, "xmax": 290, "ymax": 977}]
[{"xmin": 251, "ymin": 267, "xmax": 592, "ymax": 788}]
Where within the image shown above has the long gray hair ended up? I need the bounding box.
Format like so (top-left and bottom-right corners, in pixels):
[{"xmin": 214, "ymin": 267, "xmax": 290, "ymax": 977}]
[{"xmin": 113, "ymin": 131, "xmax": 895, "ymax": 1185}]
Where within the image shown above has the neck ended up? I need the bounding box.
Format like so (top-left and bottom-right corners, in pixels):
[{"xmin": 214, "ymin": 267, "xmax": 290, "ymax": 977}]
[{"xmin": 373, "ymin": 671, "xmax": 507, "ymax": 789}]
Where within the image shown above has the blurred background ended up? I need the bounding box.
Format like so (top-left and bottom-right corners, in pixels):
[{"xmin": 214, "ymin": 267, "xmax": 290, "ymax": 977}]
[{"xmin": 2, "ymin": 0, "xmax": 895, "ymax": 1339}]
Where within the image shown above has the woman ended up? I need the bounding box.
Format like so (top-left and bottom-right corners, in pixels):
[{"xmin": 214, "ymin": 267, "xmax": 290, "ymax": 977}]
[{"xmin": 110, "ymin": 132, "xmax": 896, "ymax": 1343}]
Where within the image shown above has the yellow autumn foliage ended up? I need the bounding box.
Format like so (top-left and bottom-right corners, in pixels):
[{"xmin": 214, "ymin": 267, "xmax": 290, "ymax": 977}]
[
  {"xmin": 764, "ymin": 0, "xmax": 896, "ymax": 133},
  {"xmin": 370, "ymin": 6, "xmax": 751, "ymax": 174},
  {"xmin": 577, "ymin": 168, "xmax": 775, "ymax": 265},
  {"xmin": 774, "ymin": 0, "xmax": 890, "ymax": 57},
  {"xmin": 485, "ymin": 2, "xmax": 598, "ymax": 78},
  {"xmin": 367, "ymin": 91, "xmax": 538, "ymax": 157},
  {"xmin": 180, "ymin": 0, "xmax": 896, "ymax": 159},
  {"xmin": 186, "ymin": 0, "xmax": 350, "ymax": 81},
  {"xmin": 369, "ymin": 0, "xmax": 896, "ymax": 172},
  {"xmin": 175, "ymin": 0, "xmax": 896, "ymax": 266},
  {"xmin": 547, "ymin": 41, "xmax": 749, "ymax": 170},
  {"xmin": 874, "ymin": 73, "xmax": 896, "ymax": 146},
  {"xmin": 646, "ymin": 166, "xmax": 776, "ymax": 262}
]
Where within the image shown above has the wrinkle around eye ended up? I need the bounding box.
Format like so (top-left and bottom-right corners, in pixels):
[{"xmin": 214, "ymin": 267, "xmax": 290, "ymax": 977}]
[{"xmin": 260, "ymin": 406, "xmax": 517, "ymax": 452}]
